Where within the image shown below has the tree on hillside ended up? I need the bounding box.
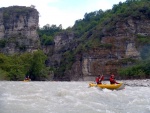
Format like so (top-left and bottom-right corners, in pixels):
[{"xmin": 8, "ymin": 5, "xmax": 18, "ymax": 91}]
[
  {"xmin": 38, "ymin": 24, "xmax": 63, "ymax": 46},
  {"xmin": 29, "ymin": 50, "xmax": 48, "ymax": 80}
]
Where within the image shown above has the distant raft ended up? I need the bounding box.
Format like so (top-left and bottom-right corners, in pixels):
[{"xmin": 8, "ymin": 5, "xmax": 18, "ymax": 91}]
[
  {"xmin": 89, "ymin": 82, "xmax": 125, "ymax": 90},
  {"xmin": 23, "ymin": 79, "xmax": 31, "ymax": 82}
]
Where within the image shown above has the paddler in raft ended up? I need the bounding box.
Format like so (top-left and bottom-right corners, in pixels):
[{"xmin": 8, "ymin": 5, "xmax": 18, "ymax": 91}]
[
  {"xmin": 109, "ymin": 74, "xmax": 119, "ymax": 84},
  {"xmin": 96, "ymin": 75, "xmax": 104, "ymax": 84},
  {"xmin": 24, "ymin": 76, "xmax": 31, "ymax": 81}
]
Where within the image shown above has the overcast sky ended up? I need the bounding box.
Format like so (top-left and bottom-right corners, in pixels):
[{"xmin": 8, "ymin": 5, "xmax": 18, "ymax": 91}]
[{"xmin": 0, "ymin": 0, "xmax": 126, "ymax": 29}]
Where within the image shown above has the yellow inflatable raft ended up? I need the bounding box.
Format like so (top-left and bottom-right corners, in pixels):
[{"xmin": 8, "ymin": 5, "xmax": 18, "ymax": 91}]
[{"xmin": 89, "ymin": 82, "xmax": 125, "ymax": 90}]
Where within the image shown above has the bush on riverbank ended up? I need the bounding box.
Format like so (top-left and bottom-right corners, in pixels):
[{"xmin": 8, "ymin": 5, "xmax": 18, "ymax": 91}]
[
  {"xmin": 118, "ymin": 60, "xmax": 150, "ymax": 79},
  {"xmin": 0, "ymin": 50, "xmax": 48, "ymax": 81}
]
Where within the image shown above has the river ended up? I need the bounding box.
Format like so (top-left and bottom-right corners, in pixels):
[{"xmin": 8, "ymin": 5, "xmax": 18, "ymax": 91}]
[{"xmin": 0, "ymin": 81, "xmax": 150, "ymax": 113}]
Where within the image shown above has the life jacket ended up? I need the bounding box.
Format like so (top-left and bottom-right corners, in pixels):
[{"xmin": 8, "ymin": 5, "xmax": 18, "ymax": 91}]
[
  {"xmin": 110, "ymin": 77, "xmax": 119, "ymax": 84},
  {"xmin": 110, "ymin": 77, "xmax": 114, "ymax": 84},
  {"xmin": 96, "ymin": 77, "xmax": 100, "ymax": 83}
]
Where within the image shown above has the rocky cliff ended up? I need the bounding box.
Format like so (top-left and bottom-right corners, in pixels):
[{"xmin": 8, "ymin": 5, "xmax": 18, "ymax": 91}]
[
  {"xmin": 52, "ymin": 16, "xmax": 150, "ymax": 81},
  {"xmin": 0, "ymin": 6, "xmax": 39, "ymax": 54},
  {"xmin": 1, "ymin": 2, "xmax": 150, "ymax": 81},
  {"xmin": 46, "ymin": 32, "xmax": 76, "ymax": 67}
]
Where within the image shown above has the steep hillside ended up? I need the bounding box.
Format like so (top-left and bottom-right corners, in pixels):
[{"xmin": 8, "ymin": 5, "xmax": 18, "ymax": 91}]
[{"xmin": 51, "ymin": 0, "xmax": 150, "ymax": 80}]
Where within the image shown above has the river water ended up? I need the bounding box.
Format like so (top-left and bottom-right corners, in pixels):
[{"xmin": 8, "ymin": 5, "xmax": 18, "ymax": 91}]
[{"xmin": 0, "ymin": 81, "xmax": 150, "ymax": 113}]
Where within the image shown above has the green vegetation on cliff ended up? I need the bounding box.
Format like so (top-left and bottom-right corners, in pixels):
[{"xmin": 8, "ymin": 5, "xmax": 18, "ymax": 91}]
[
  {"xmin": 118, "ymin": 60, "xmax": 150, "ymax": 79},
  {"xmin": 38, "ymin": 24, "xmax": 62, "ymax": 46},
  {"xmin": 72, "ymin": 0, "xmax": 150, "ymax": 47},
  {"xmin": 56, "ymin": 0, "xmax": 150, "ymax": 79}
]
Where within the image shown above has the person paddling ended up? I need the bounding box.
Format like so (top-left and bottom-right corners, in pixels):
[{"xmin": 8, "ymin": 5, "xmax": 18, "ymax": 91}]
[
  {"xmin": 109, "ymin": 74, "xmax": 119, "ymax": 84},
  {"xmin": 25, "ymin": 76, "xmax": 31, "ymax": 81},
  {"xmin": 96, "ymin": 75, "xmax": 104, "ymax": 84}
]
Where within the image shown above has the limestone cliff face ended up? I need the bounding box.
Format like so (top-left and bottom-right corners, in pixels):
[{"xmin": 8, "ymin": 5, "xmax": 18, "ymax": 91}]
[
  {"xmin": 54, "ymin": 32, "xmax": 74, "ymax": 52},
  {"xmin": 0, "ymin": 6, "xmax": 39, "ymax": 54},
  {"xmin": 65, "ymin": 18, "xmax": 150, "ymax": 81},
  {"xmin": 51, "ymin": 32, "xmax": 74, "ymax": 64}
]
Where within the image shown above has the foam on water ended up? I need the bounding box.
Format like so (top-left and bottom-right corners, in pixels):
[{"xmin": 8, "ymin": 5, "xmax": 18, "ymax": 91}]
[{"xmin": 0, "ymin": 81, "xmax": 150, "ymax": 113}]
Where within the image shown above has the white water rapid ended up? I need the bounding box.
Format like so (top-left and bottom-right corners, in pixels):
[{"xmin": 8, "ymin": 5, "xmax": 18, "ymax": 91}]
[{"xmin": 0, "ymin": 81, "xmax": 150, "ymax": 113}]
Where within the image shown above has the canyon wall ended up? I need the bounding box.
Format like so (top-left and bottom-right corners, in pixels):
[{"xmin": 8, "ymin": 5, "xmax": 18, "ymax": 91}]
[{"xmin": 0, "ymin": 6, "xmax": 39, "ymax": 54}]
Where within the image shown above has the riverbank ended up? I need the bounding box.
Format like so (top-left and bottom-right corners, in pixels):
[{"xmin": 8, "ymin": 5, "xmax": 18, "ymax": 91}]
[{"xmin": 120, "ymin": 79, "xmax": 150, "ymax": 87}]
